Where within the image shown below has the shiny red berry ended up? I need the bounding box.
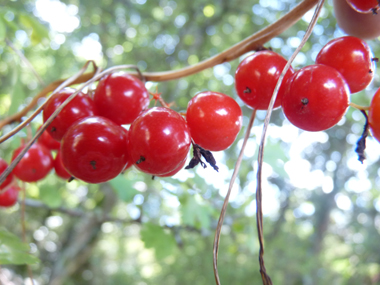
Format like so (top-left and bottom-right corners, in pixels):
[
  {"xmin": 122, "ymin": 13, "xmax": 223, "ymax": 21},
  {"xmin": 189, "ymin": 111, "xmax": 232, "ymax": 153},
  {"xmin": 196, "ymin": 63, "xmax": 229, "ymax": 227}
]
[
  {"xmin": 43, "ymin": 87, "xmax": 97, "ymax": 141},
  {"xmin": 0, "ymin": 158, "xmax": 13, "ymax": 189},
  {"xmin": 129, "ymin": 107, "xmax": 191, "ymax": 176},
  {"xmin": 316, "ymin": 36, "xmax": 374, "ymax": 93},
  {"xmin": 37, "ymin": 126, "xmax": 61, "ymax": 150},
  {"xmin": 12, "ymin": 143, "xmax": 53, "ymax": 182},
  {"xmin": 186, "ymin": 91, "xmax": 242, "ymax": 151},
  {"xmin": 369, "ymin": 87, "xmax": 380, "ymax": 143},
  {"xmin": 156, "ymin": 159, "xmax": 186, "ymax": 177},
  {"xmin": 0, "ymin": 185, "xmax": 20, "ymax": 207},
  {"xmin": 282, "ymin": 64, "xmax": 350, "ymax": 132},
  {"xmin": 93, "ymin": 72, "xmax": 150, "ymax": 125},
  {"xmin": 235, "ymin": 50, "xmax": 295, "ymax": 110},
  {"xmin": 61, "ymin": 116, "xmax": 130, "ymax": 183},
  {"xmin": 53, "ymin": 150, "xmax": 71, "ymax": 180}
]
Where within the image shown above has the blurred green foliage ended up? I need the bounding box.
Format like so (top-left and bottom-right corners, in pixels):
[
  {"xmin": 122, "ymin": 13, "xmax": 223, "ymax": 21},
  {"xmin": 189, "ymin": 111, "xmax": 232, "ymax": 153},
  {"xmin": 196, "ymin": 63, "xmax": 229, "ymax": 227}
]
[{"xmin": 0, "ymin": 0, "xmax": 380, "ymax": 284}]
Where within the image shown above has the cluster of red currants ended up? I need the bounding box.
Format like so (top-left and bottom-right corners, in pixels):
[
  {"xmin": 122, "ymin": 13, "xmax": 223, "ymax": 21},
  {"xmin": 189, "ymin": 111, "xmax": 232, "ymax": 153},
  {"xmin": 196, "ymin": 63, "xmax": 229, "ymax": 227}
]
[
  {"xmin": 235, "ymin": 36, "xmax": 377, "ymax": 132},
  {"xmin": 0, "ymin": 72, "xmax": 243, "ymax": 195}
]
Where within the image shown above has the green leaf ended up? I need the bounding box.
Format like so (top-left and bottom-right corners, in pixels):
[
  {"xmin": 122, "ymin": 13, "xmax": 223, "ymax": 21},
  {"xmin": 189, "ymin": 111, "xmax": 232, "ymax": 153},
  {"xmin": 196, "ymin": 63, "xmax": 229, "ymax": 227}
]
[
  {"xmin": 0, "ymin": 228, "xmax": 39, "ymax": 265},
  {"xmin": 38, "ymin": 183, "xmax": 62, "ymax": 208},
  {"xmin": 0, "ymin": 17, "xmax": 6, "ymax": 41},
  {"xmin": 18, "ymin": 13, "xmax": 49, "ymax": 45},
  {"xmin": 180, "ymin": 194, "xmax": 212, "ymax": 229},
  {"xmin": 140, "ymin": 223, "xmax": 177, "ymax": 259},
  {"xmin": 109, "ymin": 175, "xmax": 139, "ymax": 202}
]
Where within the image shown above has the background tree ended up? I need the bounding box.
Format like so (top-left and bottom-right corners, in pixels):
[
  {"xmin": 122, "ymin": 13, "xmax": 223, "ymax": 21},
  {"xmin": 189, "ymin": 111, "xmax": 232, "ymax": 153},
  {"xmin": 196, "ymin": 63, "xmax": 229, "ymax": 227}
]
[{"xmin": 0, "ymin": 0, "xmax": 379, "ymax": 284}]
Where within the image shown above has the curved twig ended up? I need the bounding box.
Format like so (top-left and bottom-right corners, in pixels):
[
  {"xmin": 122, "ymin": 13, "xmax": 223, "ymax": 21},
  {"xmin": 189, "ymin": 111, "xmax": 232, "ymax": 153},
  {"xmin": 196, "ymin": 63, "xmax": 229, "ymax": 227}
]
[
  {"xmin": 0, "ymin": 0, "xmax": 318, "ymax": 131},
  {"xmin": 213, "ymin": 109, "xmax": 256, "ymax": 285},
  {"xmin": 255, "ymin": 1, "xmax": 325, "ymax": 284}
]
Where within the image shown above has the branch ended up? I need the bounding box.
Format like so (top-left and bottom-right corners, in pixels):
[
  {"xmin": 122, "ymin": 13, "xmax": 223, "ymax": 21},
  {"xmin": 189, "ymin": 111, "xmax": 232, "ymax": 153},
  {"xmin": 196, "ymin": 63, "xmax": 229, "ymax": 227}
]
[{"xmin": 0, "ymin": 0, "xmax": 318, "ymax": 131}]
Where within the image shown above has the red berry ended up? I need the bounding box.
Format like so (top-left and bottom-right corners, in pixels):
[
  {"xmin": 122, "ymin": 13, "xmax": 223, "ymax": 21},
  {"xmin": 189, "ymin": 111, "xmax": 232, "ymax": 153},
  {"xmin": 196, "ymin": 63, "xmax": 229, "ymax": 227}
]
[
  {"xmin": 0, "ymin": 158, "xmax": 13, "ymax": 189},
  {"xmin": 333, "ymin": 0, "xmax": 380, "ymax": 40},
  {"xmin": 53, "ymin": 150, "xmax": 71, "ymax": 180},
  {"xmin": 235, "ymin": 50, "xmax": 295, "ymax": 110},
  {"xmin": 156, "ymin": 159, "xmax": 186, "ymax": 177},
  {"xmin": 12, "ymin": 143, "xmax": 53, "ymax": 182},
  {"xmin": 93, "ymin": 72, "xmax": 150, "ymax": 125},
  {"xmin": 346, "ymin": 0, "xmax": 379, "ymax": 13},
  {"xmin": 61, "ymin": 116, "xmax": 130, "ymax": 183},
  {"xmin": 186, "ymin": 91, "xmax": 242, "ymax": 151},
  {"xmin": 43, "ymin": 87, "xmax": 97, "ymax": 141},
  {"xmin": 282, "ymin": 64, "xmax": 350, "ymax": 132},
  {"xmin": 316, "ymin": 36, "xmax": 374, "ymax": 94},
  {"xmin": 121, "ymin": 128, "xmax": 133, "ymax": 172},
  {"xmin": 0, "ymin": 185, "xmax": 20, "ymax": 207},
  {"xmin": 37, "ymin": 126, "xmax": 61, "ymax": 150},
  {"xmin": 129, "ymin": 107, "xmax": 191, "ymax": 175},
  {"xmin": 369, "ymin": 87, "xmax": 380, "ymax": 143}
]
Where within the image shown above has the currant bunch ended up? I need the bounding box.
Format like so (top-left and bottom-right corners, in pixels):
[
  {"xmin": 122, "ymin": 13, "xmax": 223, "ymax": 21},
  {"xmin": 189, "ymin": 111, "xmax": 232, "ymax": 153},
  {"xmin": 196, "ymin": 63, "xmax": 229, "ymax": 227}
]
[{"xmin": 280, "ymin": 36, "xmax": 375, "ymax": 132}]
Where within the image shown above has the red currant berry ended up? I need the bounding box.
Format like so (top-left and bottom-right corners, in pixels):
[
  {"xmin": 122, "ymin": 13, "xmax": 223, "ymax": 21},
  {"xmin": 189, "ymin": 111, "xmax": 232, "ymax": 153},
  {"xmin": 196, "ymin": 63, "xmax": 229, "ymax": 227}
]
[
  {"xmin": 186, "ymin": 91, "xmax": 242, "ymax": 151},
  {"xmin": 0, "ymin": 158, "xmax": 13, "ymax": 189},
  {"xmin": 282, "ymin": 64, "xmax": 350, "ymax": 132},
  {"xmin": 235, "ymin": 50, "xmax": 295, "ymax": 110},
  {"xmin": 61, "ymin": 116, "xmax": 130, "ymax": 183},
  {"xmin": 369, "ymin": 87, "xmax": 380, "ymax": 143},
  {"xmin": 43, "ymin": 87, "xmax": 97, "ymax": 141},
  {"xmin": 129, "ymin": 107, "xmax": 191, "ymax": 176},
  {"xmin": 156, "ymin": 159, "xmax": 186, "ymax": 177},
  {"xmin": 12, "ymin": 143, "xmax": 53, "ymax": 182},
  {"xmin": 0, "ymin": 185, "xmax": 20, "ymax": 207},
  {"xmin": 93, "ymin": 72, "xmax": 150, "ymax": 125},
  {"xmin": 346, "ymin": 0, "xmax": 379, "ymax": 13},
  {"xmin": 316, "ymin": 36, "xmax": 374, "ymax": 94},
  {"xmin": 37, "ymin": 126, "xmax": 61, "ymax": 150},
  {"xmin": 333, "ymin": 0, "xmax": 380, "ymax": 40},
  {"xmin": 53, "ymin": 150, "xmax": 71, "ymax": 180},
  {"xmin": 121, "ymin": 128, "xmax": 133, "ymax": 172}
]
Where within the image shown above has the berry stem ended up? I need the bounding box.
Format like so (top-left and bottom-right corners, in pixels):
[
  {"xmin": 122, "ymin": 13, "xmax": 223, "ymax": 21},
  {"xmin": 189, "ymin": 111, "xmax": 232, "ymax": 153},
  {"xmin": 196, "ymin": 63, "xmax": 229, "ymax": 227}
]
[{"xmin": 349, "ymin": 102, "xmax": 370, "ymax": 111}]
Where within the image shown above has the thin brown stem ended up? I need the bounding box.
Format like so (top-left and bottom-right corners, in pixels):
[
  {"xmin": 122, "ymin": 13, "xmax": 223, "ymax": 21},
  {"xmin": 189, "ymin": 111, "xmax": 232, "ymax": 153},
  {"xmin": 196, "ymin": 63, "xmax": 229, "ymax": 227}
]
[
  {"xmin": 349, "ymin": 102, "xmax": 370, "ymax": 111},
  {"xmin": 0, "ymin": 0, "xmax": 318, "ymax": 131},
  {"xmin": 213, "ymin": 109, "xmax": 257, "ymax": 285},
  {"xmin": 255, "ymin": 0, "xmax": 326, "ymax": 284}
]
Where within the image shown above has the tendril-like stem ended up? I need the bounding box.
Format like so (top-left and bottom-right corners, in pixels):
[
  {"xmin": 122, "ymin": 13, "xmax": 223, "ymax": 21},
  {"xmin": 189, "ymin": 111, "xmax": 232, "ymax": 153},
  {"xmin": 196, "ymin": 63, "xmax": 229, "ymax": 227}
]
[
  {"xmin": 349, "ymin": 102, "xmax": 370, "ymax": 111},
  {"xmin": 255, "ymin": 0, "xmax": 325, "ymax": 284}
]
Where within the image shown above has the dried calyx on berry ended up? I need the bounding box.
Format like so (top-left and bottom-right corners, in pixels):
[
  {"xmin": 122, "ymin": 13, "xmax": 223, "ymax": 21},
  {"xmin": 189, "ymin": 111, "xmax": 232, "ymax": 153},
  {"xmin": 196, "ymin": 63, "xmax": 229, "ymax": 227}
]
[{"xmin": 185, "ymin": 143, "xmax": 219, "ymax": 172}]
